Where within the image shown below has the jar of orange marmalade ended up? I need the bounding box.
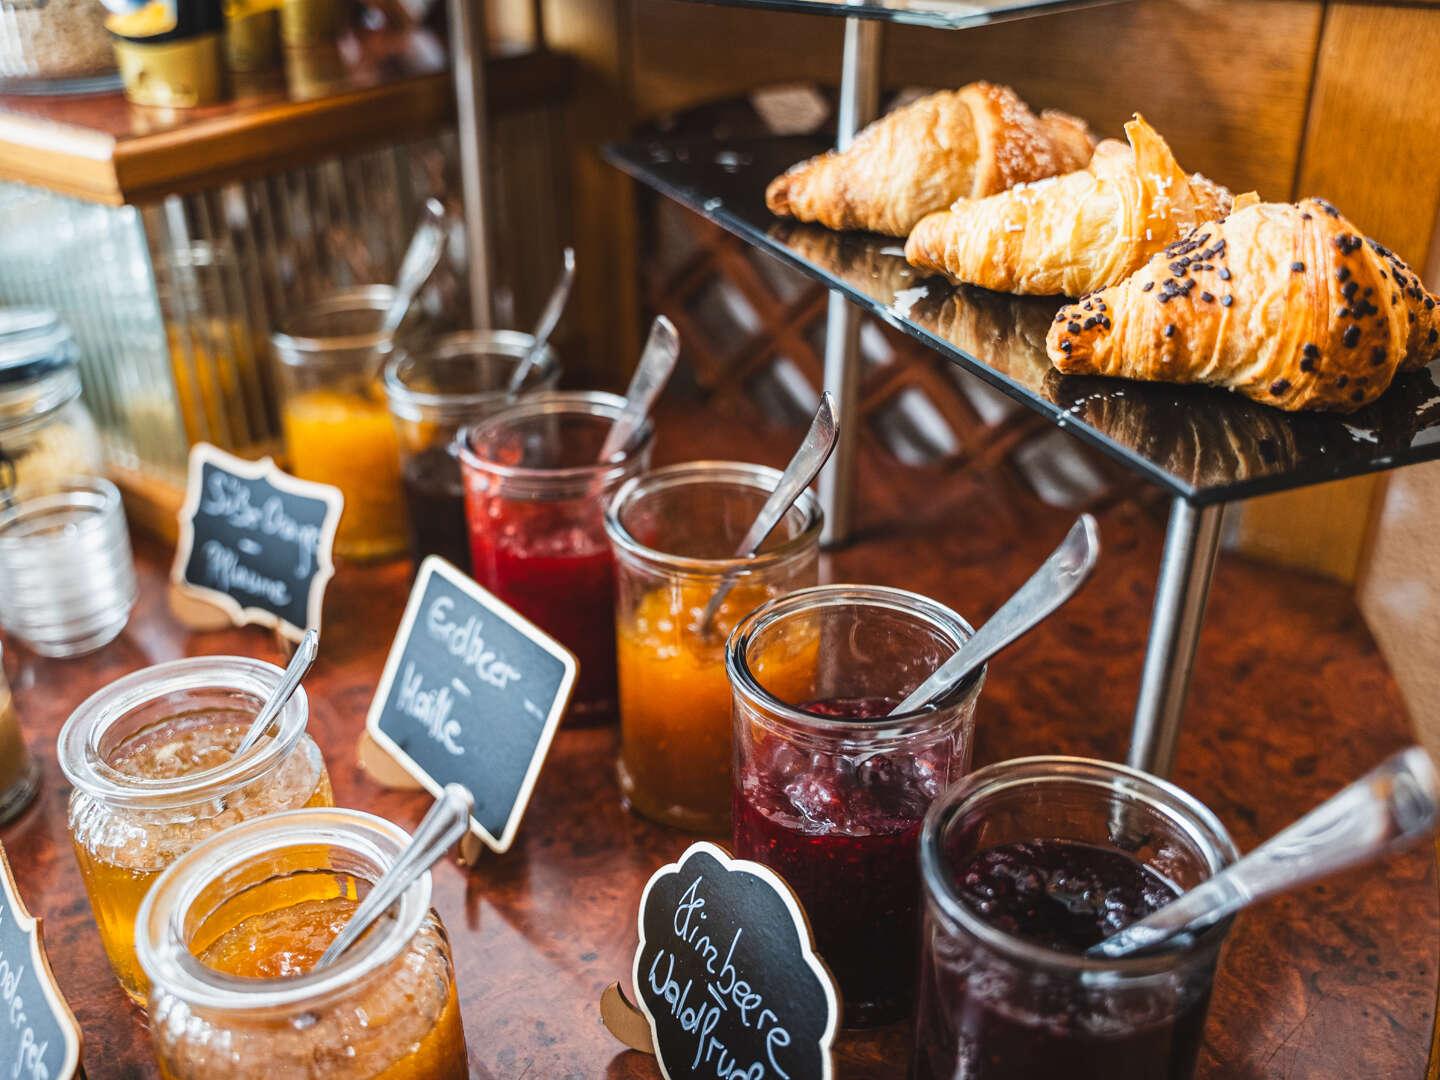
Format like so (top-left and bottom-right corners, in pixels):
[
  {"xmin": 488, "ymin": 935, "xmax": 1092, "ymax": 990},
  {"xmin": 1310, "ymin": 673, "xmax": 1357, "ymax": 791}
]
[
  {"xmin": 59, "ymin": 657, "xmax": 333, "ymax": 1005},
  {"xmin": 604, "ymin": 461, "xmax": 821, "ymax": 833},
  {"xmin": 136, "ymin": 807, "xmax": 467, "ymax": 1080}
]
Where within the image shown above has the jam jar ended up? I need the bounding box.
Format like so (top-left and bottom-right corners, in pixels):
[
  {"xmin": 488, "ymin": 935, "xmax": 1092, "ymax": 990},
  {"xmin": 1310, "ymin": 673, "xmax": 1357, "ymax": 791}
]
[
  {"xmin": 137, "ymin": 807, "xmax": 467, "ymax": 1080},
  {"xmin": 59, "ymin": 656, "xmax": 334, "ymax": 1004}
]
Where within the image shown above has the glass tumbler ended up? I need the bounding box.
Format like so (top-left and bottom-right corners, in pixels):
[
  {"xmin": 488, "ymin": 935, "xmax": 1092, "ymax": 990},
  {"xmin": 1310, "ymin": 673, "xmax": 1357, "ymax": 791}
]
[
  {"xmin": 606, "ymin": 461, "xmax": 821, "ymax": 833},
  {"xmin": 384, "ymin": 330, "xmax": 560, "ymax": 572},
  {"xmin": 59, "ymin": 656, "xmax": 334, "ymax": 1004},
  {"xmin": 0, "ymin": 645, "xmax": 39, "ymax": 824},
  {"xmin": 913, "ymin": 757, "xmax": 1239, "ymax": 1080},
  {"xmin": 727, "ymin": 585, "xmax": 982, "ymax": 1025},
  {"xmin": 0, "ymin": 477, "xmax": 137, "ymax": 657},
  {"xmin": 138, "ymin": 807, "xmax": 467, "ymax": 1079},
  {"xmin": 459, "ymin": 391, "xmax": 653, "ymax": 724},
  {"xmin": 273, "ymin": 286, "xmax": 412, "ymax": 562}
]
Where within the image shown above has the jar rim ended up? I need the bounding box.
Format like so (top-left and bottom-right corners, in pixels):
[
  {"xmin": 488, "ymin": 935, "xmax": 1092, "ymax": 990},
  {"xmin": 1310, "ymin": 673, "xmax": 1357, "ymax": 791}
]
[
  {"xmin": 58, "ymin": 655, "xmax": 310, "ymax": 809},
  {"xmin": 456, "ymin": 390, "xmax": 653, "ymax": 489},
  {"xmin": 271, "ymin": 285, "xmax": 397, "ymax": 361},
  {"xmin": 135, "ymin": 808, "xmax": 431, "ymax": 1015},
  {"xmin": 604, "ymin": 460, "xmax": 823, "ymax": 576},
  {"xmin": 918, "ymin": 756, "xmax": 1240, "ymax": 978},
  {"xmin": 382, "ymin": 330, "xmax": 560, "ymax": 420},
  {"xmin": 725, "ymin": 583, "xmax": 982, "ymax": 736},
  {"xmin": 0, "ymin": 476, "xmax": 120, "ymax": 545}
]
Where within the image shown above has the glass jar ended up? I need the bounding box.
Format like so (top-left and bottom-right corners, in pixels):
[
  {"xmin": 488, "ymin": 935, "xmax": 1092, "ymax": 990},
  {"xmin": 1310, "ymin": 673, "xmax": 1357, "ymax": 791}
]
[
  {"xmin": 0, "ymin": 644, "xmax": 39, "ymax": 825},
  {"xmin": 913, "ymin": 757, "xmax": 1239, "ymax": 1080},
  {"xmin": 605, "ymin": 461, "xmax": 821, "ymax": 833},
  {"xmin": 0, "ymin": 308, "xmax": 103, "ymax": 504},
  {"xmin": 137, "ymin": 807, "xmax": 467, "ymax": 1080},
  {"xmin": 59, "ymin": 657, "xmax": 334, "ymax": 1004},
  {"xmin": 273, "ymin": 287, "xmax": 413, "ymax": 562},
  {"xmin": 384, "ymin": 330, "xmax": 561, "ymax": 572},
  {"xmin": 459, "ymin": 391, "xmax": 653, "ymax": 724},
  {"xmin": 726, "ymin": 585, "xmax": 981, "ymax": 1025},
  {"xmin": 0, "ymin": 0, "xmax": 118, "ymax": 93}
]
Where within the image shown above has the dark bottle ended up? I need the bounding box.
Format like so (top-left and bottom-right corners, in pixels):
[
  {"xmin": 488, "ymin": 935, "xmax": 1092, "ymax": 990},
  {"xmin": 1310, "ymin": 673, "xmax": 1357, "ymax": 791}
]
[{"xmin": 402, "ymin": 447, "xmax": 471, "ymax": 573}]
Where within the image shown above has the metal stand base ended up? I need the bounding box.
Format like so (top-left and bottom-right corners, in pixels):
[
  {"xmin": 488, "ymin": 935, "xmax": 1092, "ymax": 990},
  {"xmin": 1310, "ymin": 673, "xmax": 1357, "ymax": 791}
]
[
  {"xmin": 1127, "ymin": 498, "xmax": 1225, "ymax": 777},
  {"xmin": 817, "ymin": 16, "xmax": 881, "ymax": 548}
]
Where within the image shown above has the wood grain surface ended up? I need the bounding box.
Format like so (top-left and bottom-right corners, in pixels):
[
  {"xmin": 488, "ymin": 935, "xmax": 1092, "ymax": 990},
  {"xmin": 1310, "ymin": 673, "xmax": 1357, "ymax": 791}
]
[{"xmin": 0, "ymin": 400, "xmax": 1434, "ymax": 1078}]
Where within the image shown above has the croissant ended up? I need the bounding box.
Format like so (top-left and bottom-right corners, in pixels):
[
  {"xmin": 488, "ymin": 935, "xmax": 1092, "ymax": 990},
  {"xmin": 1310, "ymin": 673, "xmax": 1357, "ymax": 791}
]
[
  {"xmin": 1046, "ymin": 197, "xmax": 1440, "ymax": 412},
  {"xmin": 765, "ymin": 83, "xmax": 1095, "ymax": 238},
  {"xmin": 904, "ymin": 114, "xmax": 1232, "ymax": 297}
]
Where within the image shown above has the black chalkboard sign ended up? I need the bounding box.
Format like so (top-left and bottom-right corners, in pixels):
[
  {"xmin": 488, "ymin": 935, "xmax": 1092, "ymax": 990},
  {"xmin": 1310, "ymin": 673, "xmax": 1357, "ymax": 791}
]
[
  {"xmin": 0, "ymin": 844, "xmax": 82, "ymax": 1080},
  {"xmin": 171, "ymin": 443, "xmax": 343, "ymax": 641},
  {"xmin": 365, "ymin": 556, "xmax": 578, "ymax": 853},
  {"xmin": 632, "ymin": 842, "xmax": 839, "ymax": 1080}
]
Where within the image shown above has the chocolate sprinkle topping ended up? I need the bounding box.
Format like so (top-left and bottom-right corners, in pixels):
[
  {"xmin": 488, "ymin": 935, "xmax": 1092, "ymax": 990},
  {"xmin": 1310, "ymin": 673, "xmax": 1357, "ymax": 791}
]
[
  {"xmin": 1270, "ymin": 379, "xmax": 1291, "ymax": 396},
  {"xmin": 1291, "ymin": 261, "xmax": 1305, "ymax": 273},
  {"xmin": 1372, "ymin": 346, "xmax": 1387, "ymax": 366},
  {"xmin": 1142, "ymin": 281, "xmax": 1154, "ymax": 292},
  {"xmin": 1218, "ymin": 268, "xmax": 1231, "ymax": 281},
  {"xmin": 1342, "ymin": 281, "xmax": 1358, "ymax": 299},
  {"xmin": 1337, "ymin": 374, "xmax": 1349, "ymax": 388},
  {"xmin": 1200, "ymin": 291, "xmax": 1215, "ymax": 303},
  {"xmin": 1343, "ymin": 325, "xmax": 1361, "ymax": 348},
  {"xmin": 1068, "ymin": 322, "xmax": 1082, "ymax": 335},
  {"xmin": 1336, "ymin": 266, "xmax": 1351, "ymax": 283},
  {"xmin": 1300, "ymin": 356, "xmax": 1316, "ymax": 373},
  {"xmin": 1222, "ymin": 295, "xmax": 1234, "ymax": 308},
  {"xmin": 1303, "ymin": 343, "xmax": 1320, "ymax": 358},
  {"xmin": 1164, "ymin": 324, "xmax": 1176, "ymax": 338}
]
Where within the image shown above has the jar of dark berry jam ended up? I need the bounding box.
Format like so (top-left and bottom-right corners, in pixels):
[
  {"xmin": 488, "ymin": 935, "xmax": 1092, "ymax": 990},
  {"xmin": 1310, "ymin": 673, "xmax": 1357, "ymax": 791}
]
[
  {"xmin": 725, "ymin": 584, "xmax": 983, "ymax": 1027},
  {"xmin": 913, "ymin": 757, "xmax": 1240, "ymax": 1080}
]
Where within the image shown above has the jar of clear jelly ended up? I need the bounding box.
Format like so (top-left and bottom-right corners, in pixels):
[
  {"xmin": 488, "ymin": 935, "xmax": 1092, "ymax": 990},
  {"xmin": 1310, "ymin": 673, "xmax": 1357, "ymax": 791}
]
[
  {"xmin": 137, "ymin": 807, "xmax": 467, "ymax": 1080},
  {"xmin": 58, "ymin": 656, "xmax": 333, "ymax": 1004}
]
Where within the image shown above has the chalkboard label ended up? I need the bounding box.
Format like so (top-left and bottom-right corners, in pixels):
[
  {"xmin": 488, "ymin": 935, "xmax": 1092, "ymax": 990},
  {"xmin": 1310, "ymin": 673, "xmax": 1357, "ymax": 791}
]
[
  {"xmin": 0, "ymin": 844, "xmax": 82, "ymax": 1080},
  {"xmin": 171, "ymin": 443, "xmax": 343, "ymax": 641},
  {"xmin": 365, "ymin": 556, "xmax": 578, "ymax": 853},
  {"xmin": 632, "ymin": 842, "xmax": 839, "ymax": 1080}
]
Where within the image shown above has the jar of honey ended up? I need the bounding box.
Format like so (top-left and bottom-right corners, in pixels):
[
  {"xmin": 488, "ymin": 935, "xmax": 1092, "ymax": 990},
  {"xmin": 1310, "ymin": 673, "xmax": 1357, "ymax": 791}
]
[
  {"xmin": 273, "ymin": 287, "xmax": 414, "ymax": 562},
  {"xmin": 58, "ymin": 656, "xmax": 334, "ymax": 1004},
  {"xmin": 137, "ymin": 807, "xmax": 467, "ymax": 1080},
  {"xmin": 604, "ymin": 461, "xmax": 821, "ymax": 833}
]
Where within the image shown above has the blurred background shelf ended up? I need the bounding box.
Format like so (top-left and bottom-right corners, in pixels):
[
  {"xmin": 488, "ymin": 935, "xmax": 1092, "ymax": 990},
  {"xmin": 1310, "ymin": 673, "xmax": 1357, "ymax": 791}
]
[{"xmin": 646, "ymin": 0, "xmax": 1119, "ymax": 30}]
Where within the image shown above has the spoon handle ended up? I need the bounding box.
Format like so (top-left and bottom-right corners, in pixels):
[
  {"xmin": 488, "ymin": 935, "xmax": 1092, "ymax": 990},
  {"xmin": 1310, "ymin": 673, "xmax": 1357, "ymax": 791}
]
[
  {"xmin": 234, "ymin": 628, "xmax": 318, "ymax": 757},
  {"xmin": 596, "ymin": 315, "xmax": 680, "ymax": 462},
  {"xmin": 508, "ymin": 247, "xmax": 576, "ymax": 395},
  {"xmin": 381, "ymin": 198, "xmax": 448, "ymax": 341},
  {"xmin": 889, "ymin": 514, "xmax": 1099, "ymax": 715},
  {"xmin": 315, "ymin": 784, "xmax": 475, "ymax": 969},
  {"xmin": 697, "ymin": 392, "xmax": 838, "ymax": 637},
  {"xmin": 1091, "ymin": 746, "xmax": 1440, "ymax": 958}
]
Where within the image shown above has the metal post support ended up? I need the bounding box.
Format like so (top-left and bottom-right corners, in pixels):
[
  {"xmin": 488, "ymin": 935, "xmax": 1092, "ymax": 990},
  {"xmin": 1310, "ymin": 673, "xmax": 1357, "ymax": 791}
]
[
  {"xmin": 449, "ymin": 0, "xmax": 496, "ymax": 329},
  {"xmin": 1127, "ymin": 498, "xmax": 1225, "ymax": 778},
  {"xmin": 817, "ymin": 16, "xmax": 881, "ymax": 547}
]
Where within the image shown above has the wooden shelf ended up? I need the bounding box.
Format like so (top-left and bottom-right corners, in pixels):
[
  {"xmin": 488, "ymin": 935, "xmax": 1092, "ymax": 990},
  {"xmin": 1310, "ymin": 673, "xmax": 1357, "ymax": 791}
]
[{"xmin": 0, "ymin": 30, "xmax": 574, "ymax": 205}]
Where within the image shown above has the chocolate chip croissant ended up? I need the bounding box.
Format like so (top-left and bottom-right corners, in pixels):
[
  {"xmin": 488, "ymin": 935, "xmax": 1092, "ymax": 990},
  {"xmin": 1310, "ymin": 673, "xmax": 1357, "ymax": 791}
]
[
  {"xmin": 765, "ymin": 82, "xmax": 1095, "ymax": 238},
  {"xmin": 904, "ymin": 114, "xmax": 1232, "ymax": 298},
  {"xmin": 1046, "ymin": 198, "xmax": 1440, "ymax": 412}
]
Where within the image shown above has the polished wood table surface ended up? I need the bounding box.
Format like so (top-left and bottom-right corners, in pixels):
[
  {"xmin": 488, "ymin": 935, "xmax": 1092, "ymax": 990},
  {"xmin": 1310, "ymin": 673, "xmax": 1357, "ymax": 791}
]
[{"xmin": 1, "ymin": 404, "xmax": 1434, "ymax": 1079}]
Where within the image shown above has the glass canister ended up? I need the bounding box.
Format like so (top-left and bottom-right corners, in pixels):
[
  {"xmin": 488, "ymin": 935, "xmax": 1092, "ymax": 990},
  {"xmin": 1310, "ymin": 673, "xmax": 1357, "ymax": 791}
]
[
  {"xmin": 58, "ymin": 657, "xmax": 334, "ymax": 1004},
  {"xmin": 0, "ymin": 308, "xmax": 103, "ymax": 504},
  {"xmin": 273, "ymin": 286, "xmax": 412, "ymax": 562},
  {"xmin": 605, "ymin": 461, "xmax": 821, "ymax": 833},
  {"xmin": 384, "ymin": 330, "xmax": 560, "ymax": 572},
  {"xmin": 0, "ymin": 644, "xmax": 39, "ymax": 825},
  {"xmin": 0, "ymin": 0, "xmax": 118, "ymax": 93},
  {"xmin": 137, "ymin": 807, "xmax": 467, "ymax": 1080},
  {"xmin": 459, "ymin": 391, "xmax": 653, "ymax": 724},
  {"xmin": 912, "ymin": 757, "xmax": 1239, "ymax": 1080},
  {"xmin": 727, "ymin": 585, "xmax": 983, "ymax": 1025}
]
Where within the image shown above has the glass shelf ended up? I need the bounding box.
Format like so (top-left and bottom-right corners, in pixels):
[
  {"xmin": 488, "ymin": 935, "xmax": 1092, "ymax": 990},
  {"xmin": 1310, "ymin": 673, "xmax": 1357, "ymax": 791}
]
[
  {"xmin": 659, "ymin": 0, "xmax": 1119, "ymax": 30},
  {"xmin": 605, "ymin": 134, "xmax": 1440, "ymax": 505}
]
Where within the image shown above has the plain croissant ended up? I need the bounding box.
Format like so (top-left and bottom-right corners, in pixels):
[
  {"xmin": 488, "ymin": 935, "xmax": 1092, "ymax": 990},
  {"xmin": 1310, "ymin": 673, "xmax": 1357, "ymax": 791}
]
[
  {"xmin": 1046, "ymin": 197, "xmax": 1440, "ymax": 412},
  {"xmin": 765, "ymin": 82, "xmax": 1095, "ymax": 238},
  {"xmin": 904, "ymin": 114, "xmax": 1232, "ymax": 297}
]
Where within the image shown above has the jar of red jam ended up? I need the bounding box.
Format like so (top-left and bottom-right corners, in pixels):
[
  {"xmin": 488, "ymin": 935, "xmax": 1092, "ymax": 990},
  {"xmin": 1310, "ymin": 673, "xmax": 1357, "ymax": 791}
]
[
  {"xmin": 726, "ymin": 584, "xmax": 982, "ymax": 1025},
  {"xmin": 136, "ymin": 807, "xmax": 466, "ymax": 1080},
  {"xmin": 458, "ymin": 391, "xmax": 653, "ymax": 724},
  {"xmin": 913, "ymin": 757, "xmax": 1239, "ymax": 1080}
]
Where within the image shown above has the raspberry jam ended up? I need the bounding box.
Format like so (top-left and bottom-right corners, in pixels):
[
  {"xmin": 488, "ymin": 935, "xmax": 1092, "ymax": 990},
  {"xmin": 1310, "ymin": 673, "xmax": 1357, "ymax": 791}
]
[{"xmin": 732, "ymin": 695, "xmax": 942, "ymax": 1027}]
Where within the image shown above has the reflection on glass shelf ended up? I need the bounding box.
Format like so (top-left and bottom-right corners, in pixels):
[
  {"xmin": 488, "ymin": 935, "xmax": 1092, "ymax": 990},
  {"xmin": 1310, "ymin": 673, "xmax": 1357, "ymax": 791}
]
[
  {"xmin": 664, "ymin": 0, "xmax": 1120, "ymax": 30},
  {"xmin": 605, "ymin": 134, "xmax": 1440, "ymax": 504}
]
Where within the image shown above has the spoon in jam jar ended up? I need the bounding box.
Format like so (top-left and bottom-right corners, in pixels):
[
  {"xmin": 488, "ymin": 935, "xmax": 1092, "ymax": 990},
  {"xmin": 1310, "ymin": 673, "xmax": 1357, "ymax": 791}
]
[
  {"xmin": 507, "ymin": 247, "xmax": 577, "ymax": 396},
  {"xmin": 1090, "ymin": 746, "xmax": 1440, "ymax": 959},
  {"xmin": 315, "ymin": 783, "xmax": 475, "ymax": 968},
  {"xmin": 233, "ymin": 628, "xmax": 319, "ymax": 757},
  {"xmin": 596, "ymin": 314, "xmax": 681, "ymax": 462},
  {"xmin": 373, "ymin": 198, "xmax": 449, "ymax": 369}
]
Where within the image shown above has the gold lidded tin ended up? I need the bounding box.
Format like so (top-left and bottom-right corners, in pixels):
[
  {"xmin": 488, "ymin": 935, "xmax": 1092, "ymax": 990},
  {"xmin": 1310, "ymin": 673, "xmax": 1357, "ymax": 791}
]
[{"xmin": 107, "ymin": 0, "xmax": 226, "ymax": 107}]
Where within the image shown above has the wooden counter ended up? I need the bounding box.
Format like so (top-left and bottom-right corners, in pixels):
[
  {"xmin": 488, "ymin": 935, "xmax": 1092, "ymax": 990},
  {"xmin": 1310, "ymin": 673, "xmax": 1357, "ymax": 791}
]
[{"xmin": 0, "ymin": 402, "xmax": 1434, "ymax": 1078}]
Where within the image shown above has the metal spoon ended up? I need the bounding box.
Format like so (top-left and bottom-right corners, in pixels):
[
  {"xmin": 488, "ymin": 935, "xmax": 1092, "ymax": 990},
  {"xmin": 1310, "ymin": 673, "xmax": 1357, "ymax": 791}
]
[
  {"xmin": 233, "ymin": 628, "xmax": 319, "ymax": 757},
  {"xmin": 696, "ymin": 392, "xmax": 839, "ymax": 639},
  {"xmin": 596, "ymin": 315, "xmax": 681, "ymax": 462},
  {"xmin": 507, "ymin": 247, "xmax": 576, "ymax": 395},
  {"xmin": 375, "ymin": 197, "xmax": 449, "ymax": 356},
  {"xmin": 889, "ymin": 514, "xmax": 1100, "ymax": 715},
  {"xmin": 315, "ymin": 783, "xmax": 475, "ymax": 969},
  {"xmin": 1089, "ymin": 746, "xmax": 1440, "ymax": 959}
]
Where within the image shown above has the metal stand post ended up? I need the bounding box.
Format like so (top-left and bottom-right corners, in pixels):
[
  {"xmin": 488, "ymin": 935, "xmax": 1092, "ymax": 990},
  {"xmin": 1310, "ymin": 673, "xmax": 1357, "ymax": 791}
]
[
  {"xmin": 1127, "ymin": 498, "xmax": 1225, "ymax": 778},
  {"xmin": 818, "ymin": 17, "xmax": 881, "ymax": 547},
  {"xmin": 449, "ymin": 0, "xmax": 496, "ymax": 329}
]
